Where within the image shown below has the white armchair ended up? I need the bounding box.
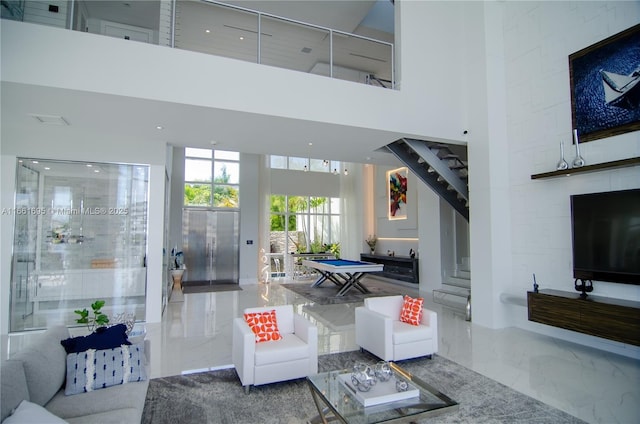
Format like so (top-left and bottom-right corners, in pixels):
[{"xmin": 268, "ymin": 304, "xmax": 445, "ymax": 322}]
[
  {"xmin": 232, "ymin": 304, "xmax": 318, "ymax": 393},
  {"xmin": 355, "ymin": 295, "xmax": 438, "ymax": 361}
]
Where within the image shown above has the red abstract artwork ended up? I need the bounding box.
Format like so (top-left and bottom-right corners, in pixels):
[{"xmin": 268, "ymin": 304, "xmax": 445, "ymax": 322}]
[{"xmin": 387, "ymin": 167, "xmax": 408, "ymax": 220}]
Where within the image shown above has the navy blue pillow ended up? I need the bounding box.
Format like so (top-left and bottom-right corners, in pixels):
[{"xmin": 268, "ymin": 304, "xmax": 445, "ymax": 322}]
[{"xmin": 60, "ymin": 324, "xmax": 131, "ymax": 354}]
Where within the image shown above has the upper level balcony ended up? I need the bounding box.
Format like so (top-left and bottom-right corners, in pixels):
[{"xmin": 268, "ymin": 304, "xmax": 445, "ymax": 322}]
[{"xmin": 2, "ymin": 0, "xmax": 395, "ymax": 89}]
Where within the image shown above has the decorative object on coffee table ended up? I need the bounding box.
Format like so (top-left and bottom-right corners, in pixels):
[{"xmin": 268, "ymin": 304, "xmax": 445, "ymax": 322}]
[
  {"xmin": 111, "ymin": 312, "xmax": 136, "ymax": 335},
  {"xmin": 351, "ymin": 362, "xmax": 377, "ymax": 392}
]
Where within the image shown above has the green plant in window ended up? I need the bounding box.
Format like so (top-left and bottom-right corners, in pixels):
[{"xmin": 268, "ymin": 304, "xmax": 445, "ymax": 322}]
[
  {"xmin": 74, "ymin": 300, "xmax": 109, "ymax": 332},
  {"xmin": 310, "ymin": 239, "xmax": 325, "ymax": 253},
  {"xmin": 327, "ymin": 242, "xmax": 341, "ymax": 259}
]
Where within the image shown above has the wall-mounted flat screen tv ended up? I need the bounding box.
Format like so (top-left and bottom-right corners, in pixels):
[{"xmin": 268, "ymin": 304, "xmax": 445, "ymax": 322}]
[{"xmin": 571, "ymin": 188, "xmax": 640, "ymax": 285}]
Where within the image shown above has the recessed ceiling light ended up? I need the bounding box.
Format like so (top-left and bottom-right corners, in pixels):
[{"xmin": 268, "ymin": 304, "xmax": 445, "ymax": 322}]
[
  {"xmin": 86, "ymin": 164, "xmax": 92, "ymax": 167},
  {"xmin": 44, "ymin": 167, "xmax": 51, "ymax": 170},
  {"xmin": 205, "ymin": 29, "xmax": 211, "ymax": 33},
  {"xmin": 94, "ymin": 169, "xmax": 100, "ymax": 173},
  {"xmin": 156, "ymin": 125, "xmax": 164, "ymax": 130},
  {"xmin": 239, "ymin": 36, "xmax": 244, "ymax": 40},
  {"xmin": 32, "ymin": 160, "xmax": 39, "ymax": 164}
]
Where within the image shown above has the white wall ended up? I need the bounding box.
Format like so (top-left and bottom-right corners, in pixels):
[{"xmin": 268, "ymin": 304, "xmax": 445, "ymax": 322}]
[
  {"xmin": 504, "ymin": 0, "xmax": 640, "ymax": 295},
  {"xmin": 396, "ymin": 1, "xmax": 640, "ymax": 357},
  {"xmin": 394, "ymin": 0, "xmax": 468, "ymax": 142},
  {"xmin": 501, "ymin": 1, "xmax": 640, "ymax": 356},
  {"xmin": 239, "ymin": 153, "xmax": 260, "ymax": 285}
]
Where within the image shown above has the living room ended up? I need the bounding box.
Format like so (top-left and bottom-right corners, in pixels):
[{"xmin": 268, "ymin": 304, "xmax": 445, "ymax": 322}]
[{"xmin": 1, "ymin": 1, "xmax": 639, "ymax": 423}]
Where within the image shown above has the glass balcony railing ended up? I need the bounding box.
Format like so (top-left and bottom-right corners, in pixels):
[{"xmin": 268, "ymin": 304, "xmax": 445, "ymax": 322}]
[{"xmin": 2, "ymin": 0, "xmax": 394, "ymax": 89}]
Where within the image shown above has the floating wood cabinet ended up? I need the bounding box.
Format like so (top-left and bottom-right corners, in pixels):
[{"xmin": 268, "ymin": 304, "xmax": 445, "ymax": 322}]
[
  {"xmin": 527, "ymin": 289, "xmax": 640, "ymax": 346},
  {"xmin": 360, "ymin": 254, "xmax": 419, "ymax": 284}
]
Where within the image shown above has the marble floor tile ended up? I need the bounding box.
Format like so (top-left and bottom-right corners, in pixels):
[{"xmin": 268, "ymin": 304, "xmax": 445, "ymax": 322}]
[{"xmin": 4, "ymin": 277, "xmax": 639, "ymax": 424}]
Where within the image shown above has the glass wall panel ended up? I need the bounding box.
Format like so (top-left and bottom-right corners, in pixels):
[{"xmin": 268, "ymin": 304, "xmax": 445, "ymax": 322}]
[
  {"xmin": 1, "ymin": 1, "xmax": 24, "ymax": 21},
  {"xmin": 214, "ymin": 150, "xmax": 239, "ymax": 161},
  {"xmin": 184, "ymin": 148, "xmax": 240, "ymax": 208},
  {"xmin": 3, "ymin": 0, "xmax": 394, "ymax": 88},
  {"xmin": 214, "ymin": 161, "xmax": 239, "ymax": 184},
  {"xmin": 184, "ymin": 183, "xmax": 212, "ymax": 206},
  {"xmin": 175, "ymin": 0, "xmax": 259, "ymax": 63},
  {"xmin": 332, "ymin": 33, "xmax": 393, "ymax": 86},
  {"xmin": 288, "ymin": 157, "xmax": 307, "ymax": 171},
  {"xmin": 10, "ymin": 159, "xmax": 149, "ymax": 332},
  {"xmin": 213, "ymin": 184, "xmax": 239, "ymax": 207},
  {"xmin": 185, "ymin": 158, "xmax": 212, "ymax": 182},
  {"xmin": 270, "ymin": 155, "xmax": 287, "ymax": 169},
  {"xmin": 186, "ymin": 147, "xmax": 212, "ymax": 159},
  {"xmin": 310, "ymin": 159, "xmax": 329, "ymax": 173},
  {"xmin": 261, "ymin": 15, "xmax": 330, "ymax": 74}
]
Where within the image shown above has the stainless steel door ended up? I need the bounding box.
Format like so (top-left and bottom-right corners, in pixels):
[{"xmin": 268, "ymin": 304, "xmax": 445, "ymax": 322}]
[
  {"xmin": 182, "ymin": 209, "xmax": 239, "ymax": 284},
  {"xmin": 211, "ymin": 210, "xmax": 239, "ymax": 282}
]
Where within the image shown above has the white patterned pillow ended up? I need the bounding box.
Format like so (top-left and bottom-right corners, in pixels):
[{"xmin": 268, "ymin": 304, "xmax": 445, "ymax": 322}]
[{"xmin": 65, "ymin": 343, "xmax": 147, "ymax": 395}]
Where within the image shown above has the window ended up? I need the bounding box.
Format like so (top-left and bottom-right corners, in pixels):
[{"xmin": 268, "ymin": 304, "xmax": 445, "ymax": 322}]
[
  {"xmin": 184, "ymin": 148, "xmax": 240, "ymax": 208},
  {"xmin": 269, "ymin": 195, "xmax": 340, "ymax": 256},
  {"xmin": 270, "ymin": 155, "xmax": 343, "ymax": 174}
]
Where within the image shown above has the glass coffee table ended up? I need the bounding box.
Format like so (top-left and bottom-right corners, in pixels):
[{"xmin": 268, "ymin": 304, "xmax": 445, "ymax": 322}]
[{"xmin": 307, "ymin": 362, "xmax": 458, "ymax": 423}]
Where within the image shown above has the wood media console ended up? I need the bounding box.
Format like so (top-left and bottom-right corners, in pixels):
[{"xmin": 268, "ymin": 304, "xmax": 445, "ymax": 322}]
[
  {"xmin": 360, "ymin": 254, "xmax": 419, "ymax": 284},
  {"xmin": 527, "ymin": 289, "xmax": 640, "ymax": 346}
]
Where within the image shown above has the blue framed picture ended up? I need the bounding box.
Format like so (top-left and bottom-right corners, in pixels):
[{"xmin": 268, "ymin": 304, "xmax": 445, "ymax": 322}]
[{"xmin": 569, "ymin": 23, "xmax": 640, "ymax": 143}]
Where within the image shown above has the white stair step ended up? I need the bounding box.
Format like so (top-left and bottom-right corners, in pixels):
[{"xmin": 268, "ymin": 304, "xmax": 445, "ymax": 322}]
[
  {"xmin": 456, "ymin": 269, "xmax": 471, "ymax": 279},
  {"xmin": 446, "ymin": 276, "xmax": 471, "ymax": 289},
  {"xmin": 459, "ymin": 257, "xmax": 471, "ymax": 272},
  {"xmin": 433, "ymin": 290, "xmax": 469, "ymax": 310}
]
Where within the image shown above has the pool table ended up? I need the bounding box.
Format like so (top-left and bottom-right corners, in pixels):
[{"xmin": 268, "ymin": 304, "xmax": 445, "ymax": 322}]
[{"xmin": 302, "ymin": 259, "xmax": 384, "ymax": 296}]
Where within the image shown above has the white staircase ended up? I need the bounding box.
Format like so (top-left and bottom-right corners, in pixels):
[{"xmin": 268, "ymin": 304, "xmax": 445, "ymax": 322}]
[{"xmin": 433, "ymin": 260, "xmax": 471, "ymax": 320}]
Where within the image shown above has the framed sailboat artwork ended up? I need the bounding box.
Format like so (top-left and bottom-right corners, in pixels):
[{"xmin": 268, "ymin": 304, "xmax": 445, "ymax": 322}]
[{"xmin": 569, "ymin": 23, "xmax": 640, "ymax": 143}]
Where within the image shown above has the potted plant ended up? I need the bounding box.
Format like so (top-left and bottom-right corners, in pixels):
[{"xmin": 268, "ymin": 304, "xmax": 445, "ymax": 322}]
[
  {"xmin": 366, "ymin": 235, "xmax": 377, "ymax": 254},
  {"xmin": 74, "ymin": 300, "xmax": 109, "ymax": 332}
]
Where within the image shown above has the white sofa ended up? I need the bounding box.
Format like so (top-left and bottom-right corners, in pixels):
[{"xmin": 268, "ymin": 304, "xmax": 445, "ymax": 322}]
[
  {"xmin": 355, "ymin": 295, "xmax": 438, "ymax": 361},
  {"xmin": 232, "ymin": 304, "xmax": 318, "ymax": 392}
]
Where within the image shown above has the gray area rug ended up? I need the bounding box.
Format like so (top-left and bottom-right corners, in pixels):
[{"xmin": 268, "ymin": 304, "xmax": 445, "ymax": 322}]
[
  {"xmin": 142, "ymin": 350, "xmax": 584, "ymax": 424},
  {"xmin": 281, "ymin": 279, "xmax": 404, "ymax": 305}
]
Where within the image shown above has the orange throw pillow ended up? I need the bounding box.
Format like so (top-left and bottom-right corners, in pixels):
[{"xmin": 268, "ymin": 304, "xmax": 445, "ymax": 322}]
[
  {"xmin": 400, "ymin": 295, "xmax": 424, "ymax": 326},
  {"xmin": 244, "ymin": 310, "xmax": 282, "ymax": 343}
]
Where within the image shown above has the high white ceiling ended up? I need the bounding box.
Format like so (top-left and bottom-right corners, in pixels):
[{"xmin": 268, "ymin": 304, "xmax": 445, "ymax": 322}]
[{"xmin": 2, "ymin": 1, "xmax": 401, "ymax": 166}]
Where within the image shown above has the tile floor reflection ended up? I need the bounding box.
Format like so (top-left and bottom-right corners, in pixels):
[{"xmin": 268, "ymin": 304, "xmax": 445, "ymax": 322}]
[
  {"xmin": 145, "ymin": 278, "xmax": 639, "ymax": 424},
  {"xmin": 5, "ymin": 277, "xmax": 639, "ymax": 424}
]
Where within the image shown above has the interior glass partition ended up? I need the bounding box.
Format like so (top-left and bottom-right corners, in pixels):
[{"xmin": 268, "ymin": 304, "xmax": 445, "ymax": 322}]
[
  {"xmin": 333, "ymin": 33, "xmax": 394, "ymax": 87},
  {"xmin": 0, "ymin": 0, "xmax": 24, "ymax": 21},
  {"xmin": 174, "ymin": 0, "xmax": 259, "ymax": 63},
  {"xmin": 9, "ymin": 159, "xmax": 149, "ymax": 332},
  {"xmin": 3, "ymin": 0, "xmax": 394, "ymax": 88},
  {"xmin": 260, "ymin": 15, "xmax": 330, "ymax": 74}
]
